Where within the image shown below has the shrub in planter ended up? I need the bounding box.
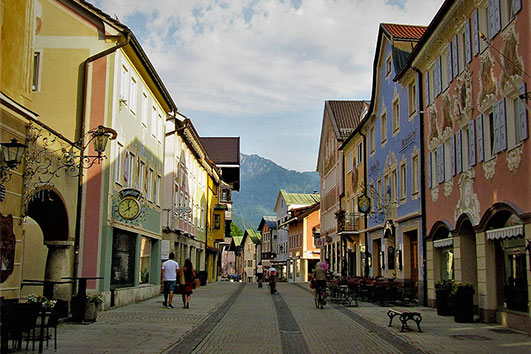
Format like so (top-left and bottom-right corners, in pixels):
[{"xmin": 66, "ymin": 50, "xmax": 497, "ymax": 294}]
[
  {"xmin": 435, "ymin": 280, "xmax": 453, "ymax": 316},
  {"xmin": 452, "ymin": 282, "xmax": 475, "ymax": 323},
  {"xmin": 85, "ymin": 294, "xmax": 103, "ymax": 322}
]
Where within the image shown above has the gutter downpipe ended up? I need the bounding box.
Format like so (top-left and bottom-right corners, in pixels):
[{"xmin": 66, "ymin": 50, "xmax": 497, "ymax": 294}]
[
  {"xmin": 73, "ymin": 30, "xmax": 132, "ymax": 293},
  {"xmin": 413, "ymin": 66, "xmax": 428, "ymax": 306},
  {"xmin": 360, "ymin": 131, "xmax": 368, "ymax": 278}
]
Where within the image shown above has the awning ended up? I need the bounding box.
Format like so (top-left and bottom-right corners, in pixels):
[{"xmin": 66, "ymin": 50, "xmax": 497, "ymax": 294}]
[
  {"xmin": 433, "ymin": 238, "xmax": 453, "ymax": 248},
  {"xmin": 486, "ymin": 225, "xmax": 524, "ymax": 240}
]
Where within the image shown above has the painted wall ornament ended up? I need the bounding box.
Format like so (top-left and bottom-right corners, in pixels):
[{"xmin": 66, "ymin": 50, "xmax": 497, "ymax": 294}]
[
  {"xmin": 454, "ymin": 169, "xmax": 480, "ymax": 225},
  {"xmin": 444, "ymin": 180, "xmax": 453, "ymax": 198},
  {"xmin": 0, "ymin": 214, "xmax": 15, "ymax": 283},
  {"xmin": 428, "ymin": 105, "xmax": 440, "ymax": 145},
  {"xmin": 453, "ymin": 68, "xmax": 474, "ymax": 125},
  {"xmin": 499, "ymin": 26, "xmax": 524, "ymax": 95},
  {"xmin": 431, "ymin": 185, "xmax": 439, "ymax": 203},
  {"xmin": 477, "ymin": 52, "xmax": 497, "ymax": 112},
  {"xmin": 483, "ymin": 155, "xmax": 497, "ymax": 180},
  {"xmin": 441, "ymin": 93, "xmax": 454, "ymax": 136},
  {"xmin": 506, "ymin": 145, "xmax": 523, "ymax": 173}
]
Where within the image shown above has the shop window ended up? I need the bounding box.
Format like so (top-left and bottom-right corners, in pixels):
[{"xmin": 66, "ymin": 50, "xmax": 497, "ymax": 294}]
[
  {"xmin": 498, "ymin": 237, "xmax": 527, "ymax": 312},
  {"xmin": 139, "ymin": 237, "xmax": 152, "ymax": 284},
  {"xmin": 111, "ymin": 230, "xmax": 137, "ymax": 287}
]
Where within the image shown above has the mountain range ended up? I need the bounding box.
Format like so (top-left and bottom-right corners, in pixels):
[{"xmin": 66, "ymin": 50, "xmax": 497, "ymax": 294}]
[{"xmin": 231, "ymin": 153, "xmax": 320, "ymax": 230}]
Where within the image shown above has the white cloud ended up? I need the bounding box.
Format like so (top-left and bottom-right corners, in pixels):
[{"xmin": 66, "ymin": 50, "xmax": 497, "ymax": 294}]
[{"xmin": 93, "ymin": 0, "xmax": 442, "ymax": 171}]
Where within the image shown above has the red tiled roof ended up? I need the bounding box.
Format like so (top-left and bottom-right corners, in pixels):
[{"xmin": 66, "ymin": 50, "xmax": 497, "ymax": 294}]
[
  {"xmin": 381, "ymin": 23, "xmax": 427, "ymax": 41},
  {"xmin": 327, "ymin": 100, "xmax": 369, "ymax": 140}
]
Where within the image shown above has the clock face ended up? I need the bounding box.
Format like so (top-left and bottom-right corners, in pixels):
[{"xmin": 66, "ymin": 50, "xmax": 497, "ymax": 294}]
[{"xmin": 118, "ymin": 197, "xmax": 141, "ymax": 220}]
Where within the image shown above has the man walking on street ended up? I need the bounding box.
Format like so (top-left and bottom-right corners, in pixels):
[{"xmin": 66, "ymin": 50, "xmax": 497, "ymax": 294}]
[{"xmin": 162, "ymin": 252, "xmax": 179, "ymax": 308}]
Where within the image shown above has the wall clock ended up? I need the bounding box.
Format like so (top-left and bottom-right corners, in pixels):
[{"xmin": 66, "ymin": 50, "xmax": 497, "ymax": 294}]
[{"xmin": 118, "ymin": 196, "xmax": 141, "ymax": 220}]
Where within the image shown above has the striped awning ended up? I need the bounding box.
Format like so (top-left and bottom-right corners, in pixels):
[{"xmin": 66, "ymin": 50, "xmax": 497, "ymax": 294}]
[
  {"xmin": 486, "ymin": 225, "xmax": 524, "ymax": 240},
  {"xmin": 433, "ymin": 238, "xmax": 453, "ymax": 248}
]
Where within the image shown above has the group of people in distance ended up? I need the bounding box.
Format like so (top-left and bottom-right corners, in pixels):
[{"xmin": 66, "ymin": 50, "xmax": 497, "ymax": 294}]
[
  {"xmin": 161, "ymin": 253, "xmax": 196, "ymax": 309},
  {"xmin": 255, "ymin": 262, "xmax": 277, "ymax": 290}
]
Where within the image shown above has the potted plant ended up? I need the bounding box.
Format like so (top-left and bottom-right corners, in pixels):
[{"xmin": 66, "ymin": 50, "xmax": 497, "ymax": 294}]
[
  {"xmin": 85, "ymin": 294, "xmax": 103, "ymax": 322},
  {"xmin": 452, "ymin": 282, "xmax": 475, "ymax": 323},
  {"xmin": 435, "ymin": 280, "xmax": 453, "ymax": 316}
]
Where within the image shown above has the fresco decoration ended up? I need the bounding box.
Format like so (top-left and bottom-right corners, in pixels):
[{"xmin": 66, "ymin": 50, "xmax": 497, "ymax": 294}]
[
  {"xmin": 477, "ymin": 51, "xmax": 497, "ymax": 112},
  {"xmin": 441, "ymin": 93, "xmax": 454, "ymax": 136},
  {"xmin": 506, "ymin": 145, "xmax": 524, "ymax": 172},
  {"xmin": 499, "ymin": 25, "xmax": 524, "ymax": 95},
  {"xmin": 453, "ymin": 68, "xmax": 474, "ymax": 126},
  {"xmin": 454, "ymin": 169, "xmax": 480, "ymax": 225},
  {"xmin": 0, "ymin": 214, "xmax": 15, "ymax": 283},
  {"xmin": 428, "ymin": 105, "xmax": 440, "ymax": 147}
]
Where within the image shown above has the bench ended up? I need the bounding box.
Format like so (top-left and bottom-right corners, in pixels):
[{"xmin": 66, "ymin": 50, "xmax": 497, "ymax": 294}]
[{"xmin": 387, "ymin": 309, "xmax": 422, "ymax": 332}]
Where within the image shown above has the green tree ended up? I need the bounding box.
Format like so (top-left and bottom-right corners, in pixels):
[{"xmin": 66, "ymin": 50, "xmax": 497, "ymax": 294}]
[{"xmin": 230, "ymin": 222, "xmax": 243, "ymax": 236}]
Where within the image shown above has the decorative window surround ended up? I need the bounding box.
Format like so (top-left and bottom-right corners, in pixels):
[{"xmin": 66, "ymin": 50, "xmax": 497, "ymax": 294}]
[{"xmin": 454, "ymin": 169, "xmax": 480, "ymax": 225}]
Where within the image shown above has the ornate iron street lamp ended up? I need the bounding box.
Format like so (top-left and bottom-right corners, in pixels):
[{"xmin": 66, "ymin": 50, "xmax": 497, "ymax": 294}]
[{"xmin": 0, "ymin": 138, "xmax": 27, "ymax": 183}]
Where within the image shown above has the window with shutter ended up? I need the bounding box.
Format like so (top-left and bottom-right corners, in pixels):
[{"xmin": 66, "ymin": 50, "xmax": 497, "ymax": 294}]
[
  {"xmin": 465, "ymin": 19, "xmax": 472, "ymax": 64},
  {"xmin": 434, "ymin": 57, "xmax": 442, "ymax": 97},
  {"xmin": 488, "ymin": 0, "xmax": 501, "ymax": 40},
  {"xmin": 513, "ymin": 0, "xmax": 522, "ymax": 14},
  {"xmin": 498, "ymin": 98, "xmax": 507, "ymax": 151},
  {"xmin": 517, "ymin": 84, "xmax": 528, "ymax": 142},
  {"xmin": 425, "ymin": 71, "xmax": 430, "ymax": 104},
  {"xmin": 437, "ymin": 144, "xmax": 445, "ymax": 184},
  {"xmin": 477, "ymin": 114, "xmax": 484, "ymax": 162},
  {"xmin": 472, "ymin": 9, "xmax": 479, "ymax": 56},
  {"xmin": 452, "ymin": 35, "xmax": 459, "ymax": 76},
  {"xmin": 469, "ymin": 121, "xmax": 476, "ymax": 166},
  {"xmin": 450, "ymin": 135, "xmax": 456, "ymax": 177},
  {"xmin": 447, "ymin": 46, "xmax": 453, "ymax": 84},
  {"xmin": 456, "ymin": 131, "xmax": 462, "ymax": 174},
  {"xmin": 427, "ymin": 152, "xmax": 432, "ymax": 188}
]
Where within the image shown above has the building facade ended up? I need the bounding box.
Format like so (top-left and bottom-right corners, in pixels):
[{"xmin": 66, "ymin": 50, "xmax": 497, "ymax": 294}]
[
  {"xmin": 317, "ymin": 101, "xmax": 367, "ymax": 274},
  {"xmin": 363, "ymin": 23, "xmax": 427, "ymax": 303},
  {"xmin": 398, "ymin": 0, "xmax": 530, "ymax": 333},
  {"xmin": 287, "ymin": 203, "xmax": 321, "ymax": 282}
]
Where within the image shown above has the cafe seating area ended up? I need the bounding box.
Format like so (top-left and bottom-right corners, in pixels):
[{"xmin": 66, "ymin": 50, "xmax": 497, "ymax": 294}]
[{"xmin": 325, "ymin": 276, "xmax": 419, "ymax": 307}]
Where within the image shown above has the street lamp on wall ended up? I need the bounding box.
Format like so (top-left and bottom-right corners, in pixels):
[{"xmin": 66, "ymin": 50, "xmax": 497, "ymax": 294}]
[{"xmin": 0, "ymin": 138, "xmax": 27, "ymax": 183}]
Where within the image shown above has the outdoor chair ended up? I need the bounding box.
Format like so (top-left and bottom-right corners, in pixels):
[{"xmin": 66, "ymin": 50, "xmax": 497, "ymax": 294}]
[{"xmin": 9, "ymin": 303, "xmax": 40, "ymax": 351}]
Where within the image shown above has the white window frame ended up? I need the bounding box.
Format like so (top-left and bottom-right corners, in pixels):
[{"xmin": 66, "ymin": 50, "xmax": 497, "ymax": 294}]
[
  {"xmin": 141, "ymin": 92, "xmax": 148, "ymax": 127},
  {"xmin": 139, "ymin": 160, "xmax": 145, "ymax": 193},
  {"xmin": 32, "ymin": 51, "xmax": 42, "ymax": 92},
  {"xmin": 151, "ymin": 106, "xmax": 157, "ymax": 138},
  {"xmin": 115, "ymin": 142, "xmax": 123, "ymax": 185},
  {"xmin": 347, "ymin": 151, "xmax": 353, "ymax": 172},
  {"xmin": 381, "ymin": 112, "xmax": 387, "ymax": 144},
  {"xmin": 120, "ymin": 64, "xmax": 129, "ymax": 103},
  {"xmin": 130, "ymin": 76, "xmax": 138, "ymax": 115},
  {"xmin": 408, "ymin": 81, "xmax": 417, "ymax": 116},
  {"xmin": 412, "ymin": 154, "xmax": 420, "ymax": 195},
  {"xmin": 356, "ymin": 142, "xmax": 363, "ymax": 166},
  {"xmin": 147, "ymin": 168, "xmax": 153, "ymax": 201},
  {"xmin": 154, "ymin": 174, "xmax": 161, "ymax": 205},
  {"xmin": 400, "ymin": 161, "xmax": 407, "ymax": 202},
  {"xmin": 392, "ymin": 99, "xmax": 400, "ymax": 133}
]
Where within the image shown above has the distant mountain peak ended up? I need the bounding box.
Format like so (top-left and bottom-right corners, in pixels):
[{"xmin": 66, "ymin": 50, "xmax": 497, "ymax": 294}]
[{"xmin": 232, "ymin": 153, "xmax": 320, "ymax": 229}]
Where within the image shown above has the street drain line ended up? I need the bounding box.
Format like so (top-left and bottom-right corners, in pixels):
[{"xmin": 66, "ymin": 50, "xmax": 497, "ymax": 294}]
[
  {"xmin": 272, "ymin": 292, "xmax": 311, "ymax": 354},
  {"xmin": 166, "ymin": 283, "xmax": 245, "ymax": 354},
  {"xmin": 293, "ymin": 283, "xmax": 425, "ymax": 354}
]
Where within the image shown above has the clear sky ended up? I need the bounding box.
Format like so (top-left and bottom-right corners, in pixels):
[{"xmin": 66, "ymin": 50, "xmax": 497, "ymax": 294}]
[{"xmin": 92, "ymin": 0, "xmax": 443, "ymax": 172}]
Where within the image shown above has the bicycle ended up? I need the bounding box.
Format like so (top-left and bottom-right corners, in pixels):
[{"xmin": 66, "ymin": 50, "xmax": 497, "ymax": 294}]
[{"xmin": 315, "ymin": 282, "xmax": 326, "ymax": 309}]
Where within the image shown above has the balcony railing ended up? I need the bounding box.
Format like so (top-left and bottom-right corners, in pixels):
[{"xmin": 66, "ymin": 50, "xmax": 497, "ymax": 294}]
[{"xmin": 336, "ymin": 210, "xmax": 362, "ymax": 232}]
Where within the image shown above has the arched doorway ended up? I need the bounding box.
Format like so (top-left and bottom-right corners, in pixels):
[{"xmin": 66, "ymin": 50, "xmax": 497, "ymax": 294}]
[
  {"xmin": 455, "ymin": 215, "xmax": 478, "ymax": 310},
  {"xmin": 25, "ymin": 189, "xmax": 73, "ymax": 301},
  {"xmin": 432, "ymin": 225, "xmax": 453, "ymax": 283}
]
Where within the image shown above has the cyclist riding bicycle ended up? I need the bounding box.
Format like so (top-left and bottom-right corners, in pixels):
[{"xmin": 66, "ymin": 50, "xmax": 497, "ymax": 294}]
[{"xmin": 312, "ymin": 262, "xmax": 327, "ymax": 304}]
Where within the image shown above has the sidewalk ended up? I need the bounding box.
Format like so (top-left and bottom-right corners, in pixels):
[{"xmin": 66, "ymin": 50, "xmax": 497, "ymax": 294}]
[
  {"xmin": 293, "ymin": 281, "xmax": 531, "ymax": 354},
  {"xmin": 13, "ymin": 282, "xmax": 239, "ymax": 354}
]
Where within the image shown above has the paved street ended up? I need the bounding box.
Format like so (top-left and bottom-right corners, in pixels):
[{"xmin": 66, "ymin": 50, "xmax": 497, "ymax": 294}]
[{"xmin": 11, "ymin": 282, "xmax": 530, "ymax": 354}]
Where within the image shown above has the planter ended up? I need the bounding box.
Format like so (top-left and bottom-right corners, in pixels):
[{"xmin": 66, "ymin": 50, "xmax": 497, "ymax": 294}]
[
  {"xmin": 84, "ymin": 302, "xmax": 99, "ymax": 322},
  {"xmin": 435, "ymin": 289, "xmax": 453, "ymax": 316},
  {"xmin": 453, "ymin": 290, "xmax": 474, "ymax": 323}
]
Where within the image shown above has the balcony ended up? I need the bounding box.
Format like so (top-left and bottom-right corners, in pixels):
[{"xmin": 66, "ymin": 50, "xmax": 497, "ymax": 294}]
[{"xmin": 335, "ymin": 210, "xmax": 362, "ymax": 233}]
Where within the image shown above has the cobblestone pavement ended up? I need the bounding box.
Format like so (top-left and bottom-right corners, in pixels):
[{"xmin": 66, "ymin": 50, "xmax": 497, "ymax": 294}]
[{"xmin": 9, "ymin": 282, "xmax": 530, "ymax": 354}]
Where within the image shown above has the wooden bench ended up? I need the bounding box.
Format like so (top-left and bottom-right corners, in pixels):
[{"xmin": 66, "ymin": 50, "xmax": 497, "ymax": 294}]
[{"xmin": 387, "ymin": 309, "xmax": 422, "ymax": 332}]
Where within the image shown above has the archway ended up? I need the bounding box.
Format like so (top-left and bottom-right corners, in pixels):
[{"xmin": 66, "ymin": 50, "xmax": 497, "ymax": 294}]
[
  {"xmin": 485, "ymin": 211, "xmax": 527, "ymax": 314},
  {"xmin": 455, "ymin": 215, "xmax": 478, "ymax": 309},
  {"xmin": 21, "ymin": 217, "xmax": 48, "ymax": 298},
  {"xmin": 431, "ymin": 225, "xmax": 453, "ymax": 283},
  {"xmin": 25, "ymin": 189, "xmax": 73, "ymax": 302}
]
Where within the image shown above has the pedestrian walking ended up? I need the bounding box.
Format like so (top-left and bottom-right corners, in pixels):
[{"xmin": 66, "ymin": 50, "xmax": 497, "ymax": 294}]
[
  {"xmin": 161, "ymin": 252, "xmax": 179, "ymax": 308},
  {"xmin": 256, "ymin": 262, "xmax": 264, "ymax": 288},
  {"xmin": 180, "ymin": 258, "xmax": 196, "ymax": 308}
]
